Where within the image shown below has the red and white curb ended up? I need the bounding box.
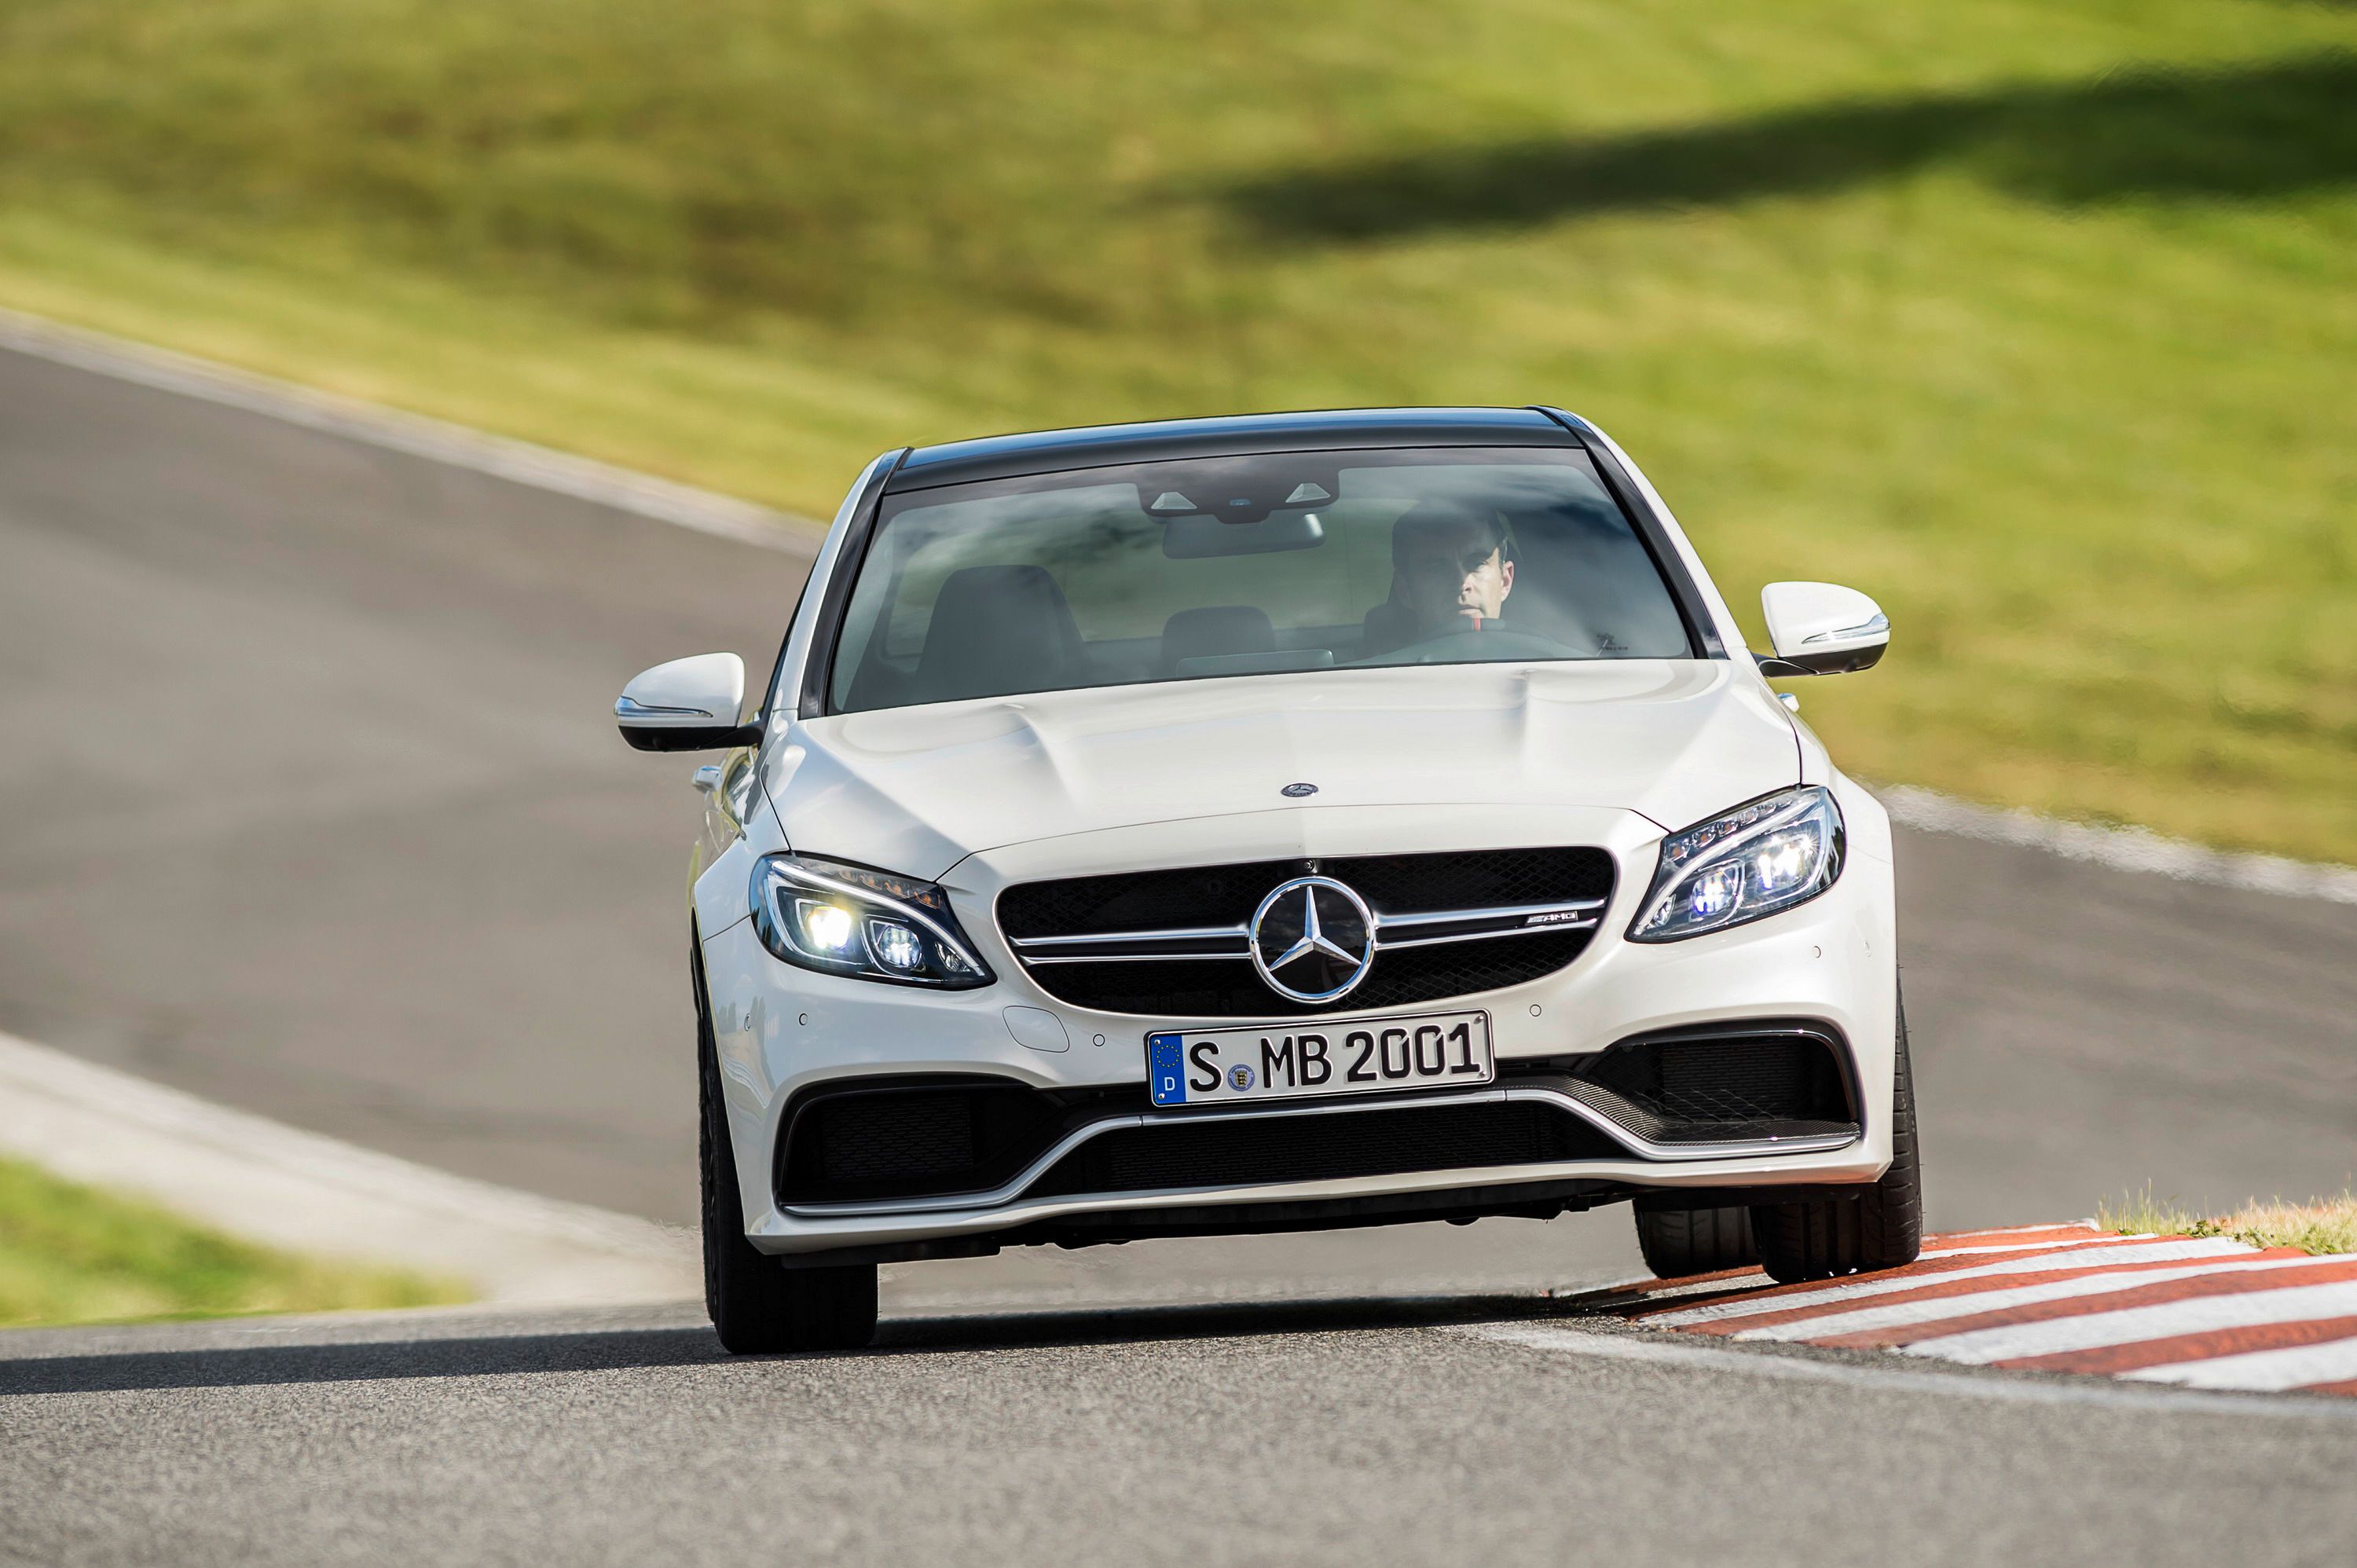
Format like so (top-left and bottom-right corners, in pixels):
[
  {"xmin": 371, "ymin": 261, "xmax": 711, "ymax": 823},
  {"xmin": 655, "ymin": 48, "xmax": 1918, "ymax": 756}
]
[{"xmin": 1621, "ymin": 1223, "xmax": 2357, "ymax": 1395}]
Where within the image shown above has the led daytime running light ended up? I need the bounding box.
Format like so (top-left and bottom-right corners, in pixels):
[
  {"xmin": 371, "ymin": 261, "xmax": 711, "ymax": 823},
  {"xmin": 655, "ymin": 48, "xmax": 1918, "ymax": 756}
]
[{"xmin": 1630, "ymin": 786, "xmax": 1845, "ymax": 943}]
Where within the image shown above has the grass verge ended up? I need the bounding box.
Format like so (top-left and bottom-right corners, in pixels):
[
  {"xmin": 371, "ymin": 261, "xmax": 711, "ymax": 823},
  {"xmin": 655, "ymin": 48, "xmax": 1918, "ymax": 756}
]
[
  {"xmin": 0, "ymin": 1154, "xmax": 467, "ymax": 1329},
  {"xmin": 0, "ymin": 0, "xmax": 2352, "ymax": 861},
  {"xmin": 2093, "ymin": 1184, "xmax": 2357, "ymax": 1256}
]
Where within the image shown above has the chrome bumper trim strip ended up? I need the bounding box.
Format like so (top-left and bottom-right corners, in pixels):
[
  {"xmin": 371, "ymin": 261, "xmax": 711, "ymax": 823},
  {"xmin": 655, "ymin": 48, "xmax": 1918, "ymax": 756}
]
[{"xmin": 780, "ymin": 1082, "xmax": 1860, "ymax": 1218}]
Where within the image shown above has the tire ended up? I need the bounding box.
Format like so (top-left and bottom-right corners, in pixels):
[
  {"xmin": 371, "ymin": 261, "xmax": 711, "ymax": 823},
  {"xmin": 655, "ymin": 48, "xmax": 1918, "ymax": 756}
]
[
  {"xmin": 1633, "ymin": 1205, "xmax": 1760, "ymax": 1277},
  {"xmin": 1750, "ymin": 995, "xmax": 1924, "ymax": 1284},
  {"xmin": 695, "ymin": 940, "xmax": 879, "ymax": 1354}
]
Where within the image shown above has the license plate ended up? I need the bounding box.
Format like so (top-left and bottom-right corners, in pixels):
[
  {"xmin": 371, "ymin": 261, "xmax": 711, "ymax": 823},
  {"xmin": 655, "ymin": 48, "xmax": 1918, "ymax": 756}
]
[{"xmin": 1146, "ymin": 1011, "xmax": 1493, "ymax": 1108}]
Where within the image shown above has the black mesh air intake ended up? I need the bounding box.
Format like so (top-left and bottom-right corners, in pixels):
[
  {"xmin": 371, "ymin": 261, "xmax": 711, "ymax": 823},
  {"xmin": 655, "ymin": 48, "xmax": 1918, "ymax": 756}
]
[
  {"xmin": 1547, "ymin": 1025, "xmax": 1857, "ymax": 1145},
  {"xmin": 776, "ymin": 1079, "xmax": 1077, "ymax": 1205},
  {"xmin": 1031, "ymin": 1100, "xmax": 1621, "ymax": 1197}
]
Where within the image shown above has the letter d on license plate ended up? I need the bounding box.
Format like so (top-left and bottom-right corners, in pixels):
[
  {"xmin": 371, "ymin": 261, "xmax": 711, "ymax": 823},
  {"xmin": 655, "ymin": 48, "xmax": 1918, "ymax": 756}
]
[{"xmin": 1146, "ymin": 1010, "xmax": 1491, "ymax": 1107}]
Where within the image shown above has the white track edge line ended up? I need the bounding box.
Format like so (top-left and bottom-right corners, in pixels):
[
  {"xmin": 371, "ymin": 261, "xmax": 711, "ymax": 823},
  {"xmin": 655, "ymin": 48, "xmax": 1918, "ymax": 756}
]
[
  {"xmin": 1876, "ymin": 784, "xmax": 2357, "ymax": 905},
  {"xmin": 1451, "ymin": 1322, "xmax": 2357, "ymax": 1419},
  {"xmin": 0, "ymin": 1030, "xmax": 698, "ymax": 1309},
  {"xmin": 0, "ymin": 306, "xmax": 819, "ymax": 553}
]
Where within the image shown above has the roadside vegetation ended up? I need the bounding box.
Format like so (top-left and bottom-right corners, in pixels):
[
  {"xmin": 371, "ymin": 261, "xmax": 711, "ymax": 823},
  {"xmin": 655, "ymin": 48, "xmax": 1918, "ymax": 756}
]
[
  {"xmin": 0, "ymin": 1156, "xmax": 466, "ymax": 1328},
  {"xmin": 2095, "ymin": 1185, "xmax": 2357, "ymax": 1256},
  {"xmin": 0, "ymin": 0, "xmax": 2352, "ymax": 859}
]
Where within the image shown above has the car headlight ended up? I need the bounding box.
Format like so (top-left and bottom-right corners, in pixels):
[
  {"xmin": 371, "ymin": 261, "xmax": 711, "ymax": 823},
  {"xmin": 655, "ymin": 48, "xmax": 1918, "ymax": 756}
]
[
  {"xmin": 1629, "ymin": 786, "xmax": 1845, "ymax": 943},
  {"xmin": 750, "ymin": 853, "xmax": 994, "ymax": 988}
]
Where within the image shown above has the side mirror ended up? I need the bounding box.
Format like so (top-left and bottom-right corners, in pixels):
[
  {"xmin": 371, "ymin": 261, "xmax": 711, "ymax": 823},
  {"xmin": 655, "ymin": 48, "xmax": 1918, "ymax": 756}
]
[
  {"xmin": 1758, "ymin": 582, "xmax": 1889, "ymax": 676},
  {"xmin": 615, "ymin": 653, "xmax": 763, "ymax": 752}
]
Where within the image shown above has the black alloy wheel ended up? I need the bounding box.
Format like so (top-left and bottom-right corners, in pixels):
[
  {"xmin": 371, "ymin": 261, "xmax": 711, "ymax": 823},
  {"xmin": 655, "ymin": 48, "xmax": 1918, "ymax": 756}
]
[
  {"xmin": 695, "ymin": 937, "xmax": 879, "ymax": 1354},
  {"xmin": 1750, "ymin": 993, "xmax": 1924, "ymax": 1284}
]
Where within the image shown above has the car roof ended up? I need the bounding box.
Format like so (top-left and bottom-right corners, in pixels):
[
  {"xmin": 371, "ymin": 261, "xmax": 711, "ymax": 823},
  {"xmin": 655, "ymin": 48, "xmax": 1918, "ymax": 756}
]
[{"xmin": 887, "ymin": 406, "xmax": 1579, "ymax": 491}]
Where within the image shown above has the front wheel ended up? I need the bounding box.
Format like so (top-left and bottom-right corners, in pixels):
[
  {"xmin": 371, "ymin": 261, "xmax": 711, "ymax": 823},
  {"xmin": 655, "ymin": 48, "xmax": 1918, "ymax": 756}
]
[
  {"xmin": 695, "ymin": 940, "xmax": 878, "ymax": 1353},
  {"xmin": 1633, "ymin": 1205, "xmax": 1760, "ymax": 1277},
  {"xmin": 1750, "ymin": 996, "xmax": 1924, "ymax": 1284}
]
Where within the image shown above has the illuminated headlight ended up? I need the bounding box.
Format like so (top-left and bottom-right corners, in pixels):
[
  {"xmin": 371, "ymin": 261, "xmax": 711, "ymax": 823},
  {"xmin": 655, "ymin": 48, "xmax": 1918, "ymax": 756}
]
[
  {"xmin": 751, "ymin": 854, "xmax": 994, "ymax": 987},
  {"xmin": 1629, "ymin": 786, "xmax": 1845, "ymax": 943},
  {"xmin": 795, "ymin": 900, "xmax": 859, "ymax": 956}
]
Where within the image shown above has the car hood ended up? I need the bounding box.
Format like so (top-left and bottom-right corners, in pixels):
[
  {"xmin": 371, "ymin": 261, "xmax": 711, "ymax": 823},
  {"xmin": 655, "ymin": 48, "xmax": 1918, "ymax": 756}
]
[{"xmin": 762, "ymin": 661, "xmax": 1798, "ymax": 881}]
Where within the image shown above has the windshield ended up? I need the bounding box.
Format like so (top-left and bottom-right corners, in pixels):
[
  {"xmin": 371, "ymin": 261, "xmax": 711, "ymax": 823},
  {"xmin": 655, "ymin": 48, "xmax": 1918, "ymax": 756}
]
[{"xmin": 827, "ymin": 446, "xmax": 1695, "ymax": 713}]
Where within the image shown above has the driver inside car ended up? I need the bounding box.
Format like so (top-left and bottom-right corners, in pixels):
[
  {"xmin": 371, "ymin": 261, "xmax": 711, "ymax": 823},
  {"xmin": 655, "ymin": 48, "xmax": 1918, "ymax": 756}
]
[{"xmin": 1364, "ymin": 501, "xmax": 1519, "ymax": 654}]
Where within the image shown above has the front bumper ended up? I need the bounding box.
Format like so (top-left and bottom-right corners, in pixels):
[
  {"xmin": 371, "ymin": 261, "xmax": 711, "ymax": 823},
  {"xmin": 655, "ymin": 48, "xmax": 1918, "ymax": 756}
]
[{"xmin": 697, "ymin": 797, "xmax": 1898, "ymax": 1257}]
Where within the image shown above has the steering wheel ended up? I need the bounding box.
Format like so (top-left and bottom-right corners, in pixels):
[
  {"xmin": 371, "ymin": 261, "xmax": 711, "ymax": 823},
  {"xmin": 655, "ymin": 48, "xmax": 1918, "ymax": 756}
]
[{"xmin": 1378, "ymin": 623, "xmax": 1582, "ymax": 663}]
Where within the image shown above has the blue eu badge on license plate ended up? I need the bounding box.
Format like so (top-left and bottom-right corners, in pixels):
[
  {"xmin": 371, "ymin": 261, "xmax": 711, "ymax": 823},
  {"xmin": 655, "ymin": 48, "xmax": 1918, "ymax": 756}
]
[{"xmin": 1147, "ymin": 1033, "xmax": 1186, "ymax": 1106}]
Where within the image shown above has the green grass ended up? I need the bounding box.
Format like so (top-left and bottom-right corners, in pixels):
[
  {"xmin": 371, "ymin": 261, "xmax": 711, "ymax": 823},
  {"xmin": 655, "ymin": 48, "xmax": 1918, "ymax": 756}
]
[
  {"xmin": 2095, "ymin": 1184, "xmax": 2357, "ymax": 1256},
  {"xmin": 0, "ymin": 1155, "xmax": 467, "ymax": 1328},
  {"xmin": 2, "ymin": 0, "xmax": 2353, "ymax": 860}
]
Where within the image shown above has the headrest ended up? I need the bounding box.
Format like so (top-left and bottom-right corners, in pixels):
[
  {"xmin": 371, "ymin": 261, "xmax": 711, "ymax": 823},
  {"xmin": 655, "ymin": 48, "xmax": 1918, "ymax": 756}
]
[
  {"xmin": 1161, "ymin": 605, "xmax": 1276, "ymax": 673},
  {"xmin": 911, "ymin": 565, "xmax": 1083, "ymax": 705}
]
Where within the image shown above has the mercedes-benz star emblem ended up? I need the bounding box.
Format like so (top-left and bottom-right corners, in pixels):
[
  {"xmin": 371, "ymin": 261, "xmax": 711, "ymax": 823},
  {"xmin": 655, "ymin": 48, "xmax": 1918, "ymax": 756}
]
[
  {"xmin": 1248, "ymin": 875, "xmax": 1376, "ymax": 1004},
  {"xmin": 1281, "ymin": 782, "xmax": 1318, "ymax": 798}
]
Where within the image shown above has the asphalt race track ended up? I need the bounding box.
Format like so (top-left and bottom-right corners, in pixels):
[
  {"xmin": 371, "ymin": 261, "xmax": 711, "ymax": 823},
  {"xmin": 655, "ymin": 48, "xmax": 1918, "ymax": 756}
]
[
  {"xmin": 6, "ymin": 1297, "xmax": 2354, "ymax": 1568},
  {"xmin": 4, "ymin": 343, "xmax": 2355, "ymax": 1564}
]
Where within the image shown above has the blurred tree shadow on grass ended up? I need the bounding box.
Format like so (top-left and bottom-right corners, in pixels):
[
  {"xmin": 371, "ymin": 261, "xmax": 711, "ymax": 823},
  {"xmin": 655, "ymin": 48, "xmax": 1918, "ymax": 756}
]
[{"xmin": 1223, "ymin": 53, "xmax": 2357, "ymax": 241}]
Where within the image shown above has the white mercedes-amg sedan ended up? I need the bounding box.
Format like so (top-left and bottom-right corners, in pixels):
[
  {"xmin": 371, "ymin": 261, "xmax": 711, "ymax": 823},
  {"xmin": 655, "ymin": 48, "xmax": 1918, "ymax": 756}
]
[{"xmin": 618, "ymin": 407, "xmax": 1918, "ymax": 1352}]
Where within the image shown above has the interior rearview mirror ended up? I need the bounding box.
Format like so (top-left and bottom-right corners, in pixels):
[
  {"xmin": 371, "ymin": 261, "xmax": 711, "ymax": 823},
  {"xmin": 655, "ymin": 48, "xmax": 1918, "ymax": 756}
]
[
  {"xmin": 1160, "ymin": 511, "xmax": 1326, "ymax": 559},
  {"xmin": 615, "ymin": 652, "xmax": 763, "ymax": 752},
  {"xmin": 1758, "ymin": 582, "xmax": 1890, "ymax": 676}
]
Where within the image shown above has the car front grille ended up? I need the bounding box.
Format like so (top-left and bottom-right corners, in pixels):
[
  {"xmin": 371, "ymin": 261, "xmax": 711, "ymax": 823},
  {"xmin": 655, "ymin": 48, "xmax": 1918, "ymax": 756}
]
[{"xmin": 998, "ymin": 848, "xmax": 1615, "ymax": 1017}]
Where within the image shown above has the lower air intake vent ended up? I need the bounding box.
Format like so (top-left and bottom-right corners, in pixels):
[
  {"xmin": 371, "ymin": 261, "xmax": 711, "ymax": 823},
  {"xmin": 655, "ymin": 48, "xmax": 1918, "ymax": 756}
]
[
  {"xmin": 777, "ymin": 1079, "xmax": 1077, "ymax": 1206},
  {"xmin": 1552, "ymin": 1024, "xmax": 1856, "ymax": 1144},
  {"xmin": 1031, "ymin": 1101, "xmax": 1622, "ymax": 1197}
]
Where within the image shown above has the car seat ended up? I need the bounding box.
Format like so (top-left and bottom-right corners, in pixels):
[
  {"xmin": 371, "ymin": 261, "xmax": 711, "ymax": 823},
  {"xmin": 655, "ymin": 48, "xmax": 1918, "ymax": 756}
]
[
  {"xmin": 911, "ymin": 564, "xmax": 1087, "ymax": 704},
  {"xmin": 1160, "ymin": 605, "xmax": 1277, "ymax": 675}
]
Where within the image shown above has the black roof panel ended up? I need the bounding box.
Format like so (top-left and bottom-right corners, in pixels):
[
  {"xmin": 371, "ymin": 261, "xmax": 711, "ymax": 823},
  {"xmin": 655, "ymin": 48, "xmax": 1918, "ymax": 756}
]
[{"xmin": 889, "ymin": 406, "xmax": 1578, "ymax": 490}]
